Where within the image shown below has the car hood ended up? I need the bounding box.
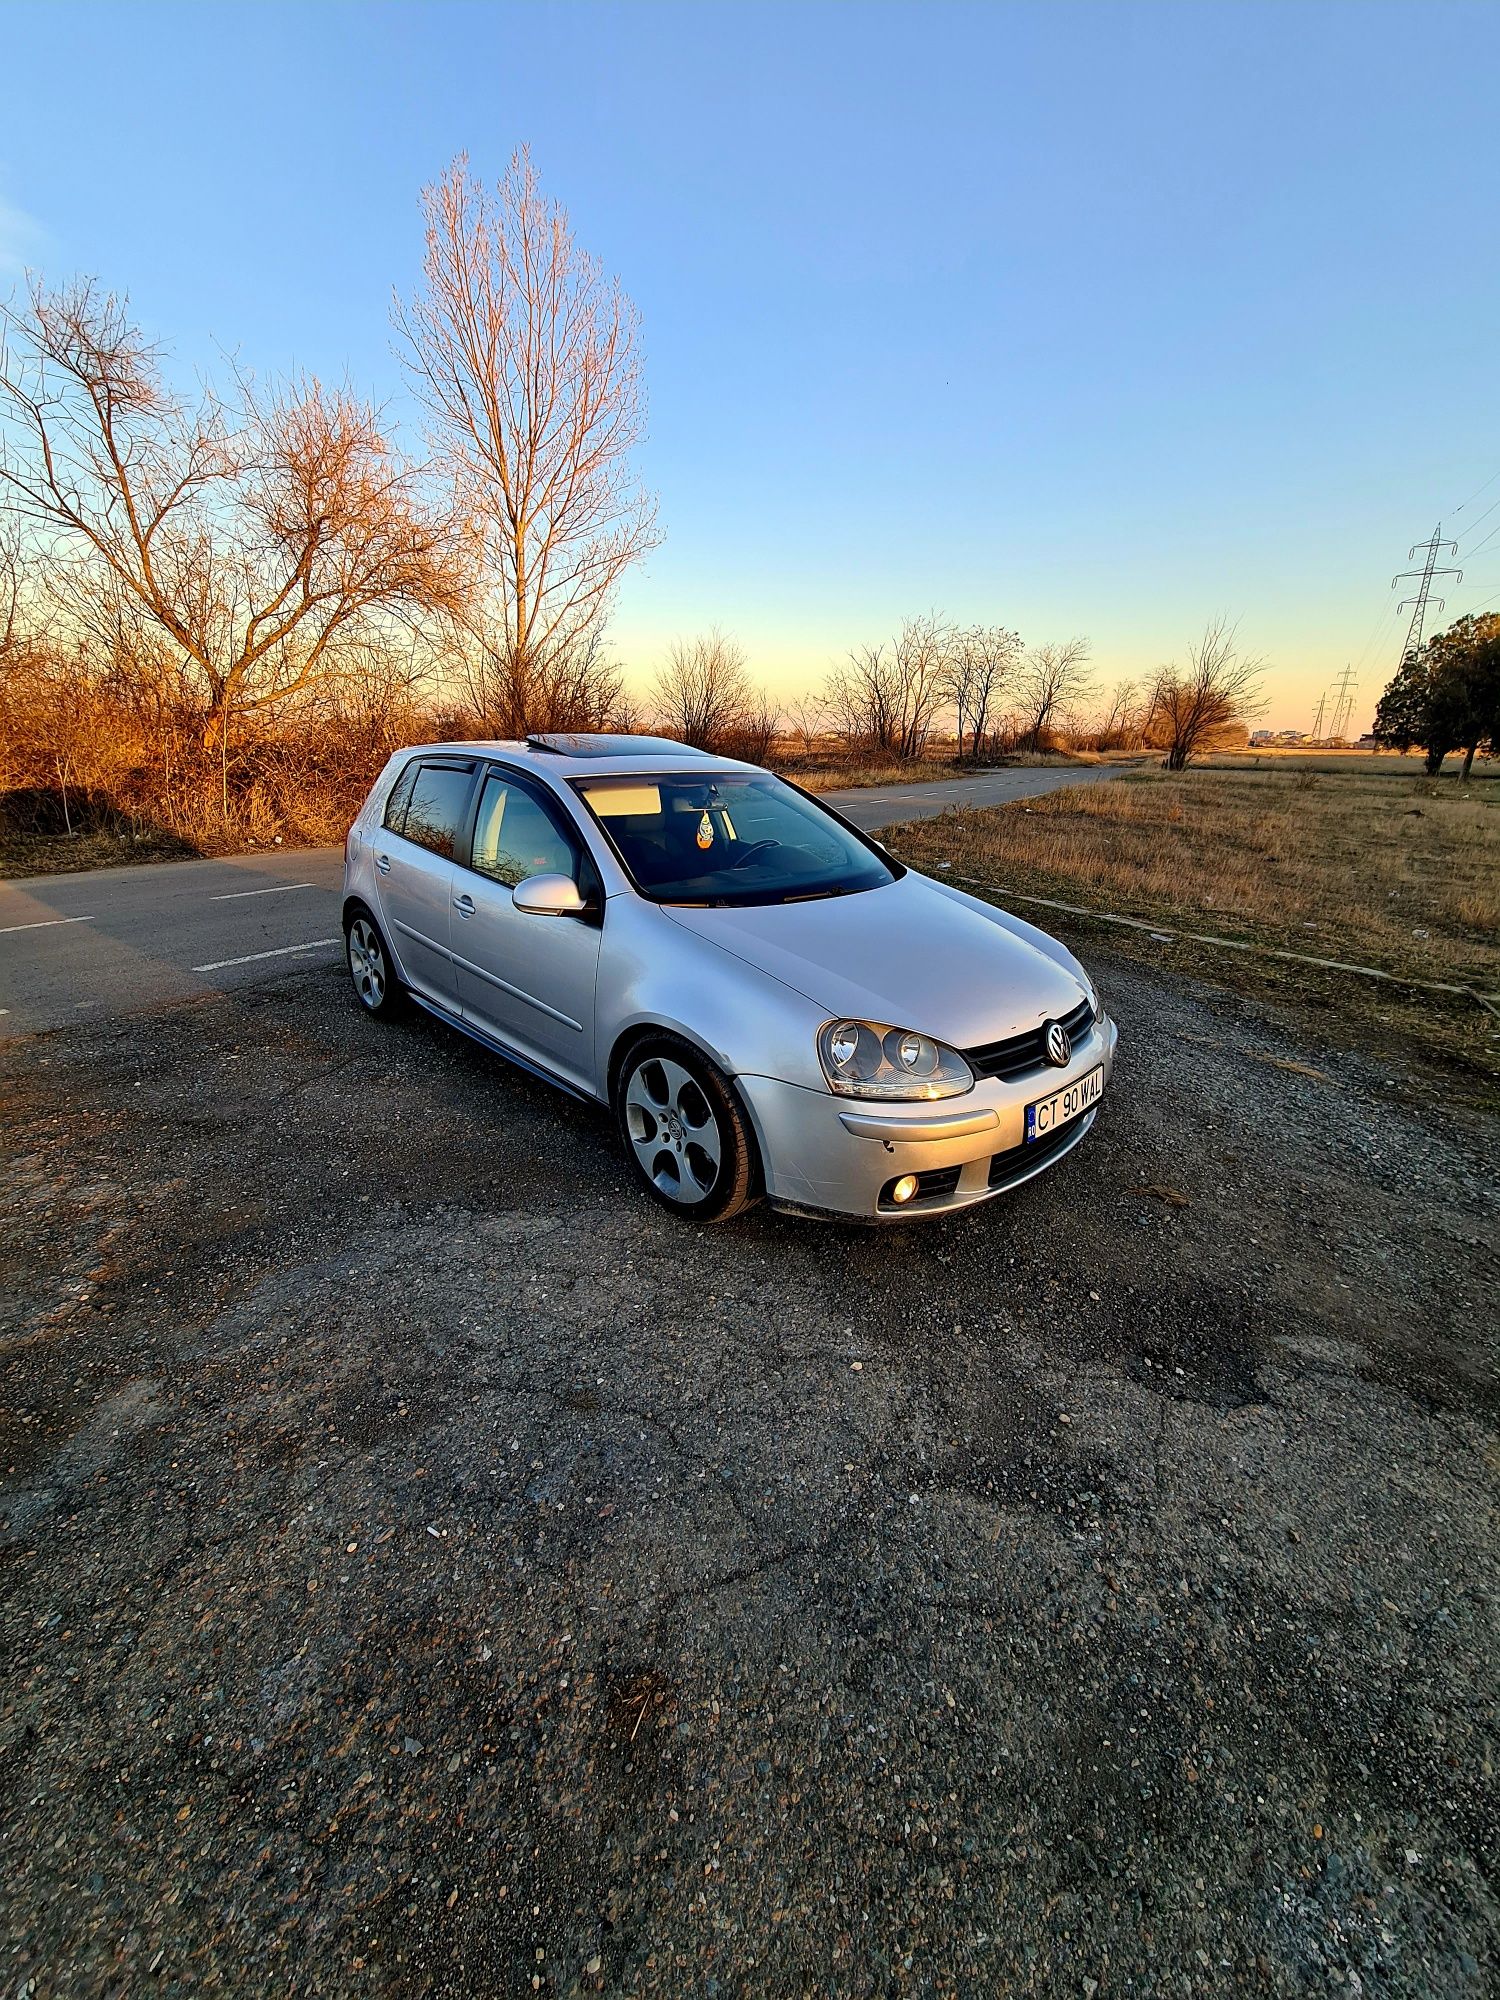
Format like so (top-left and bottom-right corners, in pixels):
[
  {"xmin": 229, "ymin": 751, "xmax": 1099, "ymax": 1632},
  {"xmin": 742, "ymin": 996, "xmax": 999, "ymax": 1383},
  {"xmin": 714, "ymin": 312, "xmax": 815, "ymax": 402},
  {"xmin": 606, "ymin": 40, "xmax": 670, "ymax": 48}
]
[{"xmin": 660, "ymin": 873, "xmax": 1089, "ymax": 1047}]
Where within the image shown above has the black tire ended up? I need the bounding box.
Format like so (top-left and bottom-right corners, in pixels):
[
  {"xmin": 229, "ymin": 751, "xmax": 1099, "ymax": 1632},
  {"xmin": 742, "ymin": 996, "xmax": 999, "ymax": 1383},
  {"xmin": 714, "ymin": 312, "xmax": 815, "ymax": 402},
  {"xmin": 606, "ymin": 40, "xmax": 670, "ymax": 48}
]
[
  {"xmin": 614, "ymin": 1033, "xmax": 760, "ymax": 1223},
  {"xmin": 344, "ymin": 905, "xmax": 405, "ymax": 1018}
]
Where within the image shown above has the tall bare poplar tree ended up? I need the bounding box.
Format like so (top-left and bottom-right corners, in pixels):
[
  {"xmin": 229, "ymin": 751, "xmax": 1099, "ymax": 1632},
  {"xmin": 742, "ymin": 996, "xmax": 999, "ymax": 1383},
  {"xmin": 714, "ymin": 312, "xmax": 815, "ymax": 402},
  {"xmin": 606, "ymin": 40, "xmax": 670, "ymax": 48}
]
[{"xmin": 396, "ymin": 150, "xmax": 659, "ymax": 734}]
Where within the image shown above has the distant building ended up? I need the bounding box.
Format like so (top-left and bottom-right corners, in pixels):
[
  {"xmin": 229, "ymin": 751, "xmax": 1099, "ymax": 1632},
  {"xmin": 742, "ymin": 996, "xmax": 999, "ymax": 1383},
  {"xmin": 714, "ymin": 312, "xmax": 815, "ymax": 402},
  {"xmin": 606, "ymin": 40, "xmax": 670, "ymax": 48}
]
[{"xmin": 1249, "ymin": 729, "xmax": 1313, "ymax": 747}]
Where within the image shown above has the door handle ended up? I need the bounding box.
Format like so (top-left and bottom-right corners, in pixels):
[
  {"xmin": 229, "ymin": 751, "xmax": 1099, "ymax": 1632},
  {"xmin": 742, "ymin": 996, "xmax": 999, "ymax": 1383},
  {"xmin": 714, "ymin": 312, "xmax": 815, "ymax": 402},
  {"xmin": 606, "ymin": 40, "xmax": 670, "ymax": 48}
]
[
  {"xmin": 375, "ymin": 854, "xmax": 391, "ymax": 875},
  {"xmin": 453, "ymin": 892, "xmax": 476, "ymax": 918}
]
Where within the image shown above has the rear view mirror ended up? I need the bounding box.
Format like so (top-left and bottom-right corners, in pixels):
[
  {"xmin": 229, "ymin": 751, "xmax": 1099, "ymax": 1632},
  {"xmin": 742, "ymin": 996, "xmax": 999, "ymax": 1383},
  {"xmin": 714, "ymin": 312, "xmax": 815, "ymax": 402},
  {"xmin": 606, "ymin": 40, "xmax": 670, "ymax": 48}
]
[{"xmin": 512, "ymin": 872, "xmax": 587, "ymax": 917}]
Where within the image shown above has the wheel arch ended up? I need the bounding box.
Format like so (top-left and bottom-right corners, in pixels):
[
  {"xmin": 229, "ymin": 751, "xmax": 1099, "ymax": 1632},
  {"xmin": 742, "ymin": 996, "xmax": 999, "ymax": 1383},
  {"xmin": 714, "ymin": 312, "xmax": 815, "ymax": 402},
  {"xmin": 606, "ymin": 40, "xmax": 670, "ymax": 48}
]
[
  {"xmin": 342, "ymin": 897, "xmax": 411, "ymax": 993},
  {"xmin": 606, "ymin": 1021, "xmax": 768, "ymax": 1193}
]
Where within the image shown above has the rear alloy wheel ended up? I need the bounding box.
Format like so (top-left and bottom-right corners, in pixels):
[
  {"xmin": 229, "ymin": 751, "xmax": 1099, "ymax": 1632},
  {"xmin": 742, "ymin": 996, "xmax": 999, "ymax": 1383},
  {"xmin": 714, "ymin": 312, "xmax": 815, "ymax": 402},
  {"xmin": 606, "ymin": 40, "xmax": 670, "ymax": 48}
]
[
  {"xmin": 616, "ymin": 1037, "xmax": 758, "ymax": 1222},
  {"xmin": 345, "ymin": 910, "xmax": 403, "ymax": 1017}
]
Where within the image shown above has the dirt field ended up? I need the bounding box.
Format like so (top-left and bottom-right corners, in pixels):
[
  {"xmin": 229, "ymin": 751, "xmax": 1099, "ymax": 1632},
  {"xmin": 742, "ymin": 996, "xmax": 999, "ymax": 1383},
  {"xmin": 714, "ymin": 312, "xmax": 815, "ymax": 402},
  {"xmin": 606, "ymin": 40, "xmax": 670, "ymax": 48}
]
[{"xmin": 2, "ymin": 932, "xmax": 1496, "ymax": 1997}]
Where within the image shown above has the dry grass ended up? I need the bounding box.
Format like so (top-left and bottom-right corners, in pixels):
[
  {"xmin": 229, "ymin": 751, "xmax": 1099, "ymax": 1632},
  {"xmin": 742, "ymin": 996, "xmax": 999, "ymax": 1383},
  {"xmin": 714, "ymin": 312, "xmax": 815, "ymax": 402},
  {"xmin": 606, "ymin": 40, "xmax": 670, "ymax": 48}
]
[
  {"xmin": 0, "ymin": 824, "xmax": 199, "ymax": 879},
  {"xmin": 777, "ymin": 745, "xmax": 1123, "ymax": 793},
  {"xmin": 790, "ymin": 757, "xmax": 960, "ymax": 794},
  {"xmin": 1203, "ymin": 749, "xmax": 1500, "ymax": 778},
  {"xmin": 891, "ymin": 768, "xmax": 1500, "ymax": 1085}
]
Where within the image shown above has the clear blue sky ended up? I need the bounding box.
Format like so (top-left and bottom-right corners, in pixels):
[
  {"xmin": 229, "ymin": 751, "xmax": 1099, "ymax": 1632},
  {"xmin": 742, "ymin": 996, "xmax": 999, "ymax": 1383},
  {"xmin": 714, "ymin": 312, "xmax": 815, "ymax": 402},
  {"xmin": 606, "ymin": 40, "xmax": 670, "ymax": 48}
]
[{"xmin": 5, "ymin": 0, "xmax": 1499, "ymax": 729}]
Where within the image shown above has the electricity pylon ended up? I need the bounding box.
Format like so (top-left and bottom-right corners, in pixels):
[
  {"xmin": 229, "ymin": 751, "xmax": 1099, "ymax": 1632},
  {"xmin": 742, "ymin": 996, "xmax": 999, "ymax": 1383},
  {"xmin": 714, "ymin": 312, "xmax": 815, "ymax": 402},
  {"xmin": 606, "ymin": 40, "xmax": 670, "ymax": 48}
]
[
  {"xmin": 1392, "ymin": 525, "xmax": 1462, "ymax": 665},
  {"xmin": 1328, "ymin": 663, "xmax": 1359, "ymax": 742}
]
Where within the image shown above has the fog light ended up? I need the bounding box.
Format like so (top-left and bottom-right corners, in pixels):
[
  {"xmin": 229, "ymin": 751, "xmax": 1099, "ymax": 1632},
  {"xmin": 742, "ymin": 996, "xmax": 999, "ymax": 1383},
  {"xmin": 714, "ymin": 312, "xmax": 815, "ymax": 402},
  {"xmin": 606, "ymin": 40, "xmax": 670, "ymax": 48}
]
[{"xmin": 890, "ymin": 1174, "xmax": 919, "ymax": 1205}]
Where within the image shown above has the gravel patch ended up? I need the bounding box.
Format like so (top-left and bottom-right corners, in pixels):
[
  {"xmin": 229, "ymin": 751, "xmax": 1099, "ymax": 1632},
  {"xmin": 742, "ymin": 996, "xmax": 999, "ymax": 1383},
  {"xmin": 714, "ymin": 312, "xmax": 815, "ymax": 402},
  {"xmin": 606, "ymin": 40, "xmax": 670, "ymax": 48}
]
[{"xmin": 1, "ymin": 952, "xmax": 1496, "ymax": 1997}]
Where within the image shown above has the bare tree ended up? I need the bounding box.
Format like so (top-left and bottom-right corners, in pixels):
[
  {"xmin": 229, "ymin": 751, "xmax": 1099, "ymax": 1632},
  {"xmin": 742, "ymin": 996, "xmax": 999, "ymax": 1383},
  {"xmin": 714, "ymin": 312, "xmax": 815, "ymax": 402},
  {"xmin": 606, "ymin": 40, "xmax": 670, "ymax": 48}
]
[
  {"xmin": 1149, "ymin": 618, "xmax": 1265, "ymax": 769},
  {"xmin": 942, "ymin": 623, "xmax": 1022, "ymax": 760},
  {"xmin": 824, "ymin": 642, "xmax": 890, "ymax": 749},
  {"xmin": 1100, "ymin": 678, "xmax": 1138, "ymax": 739},
  {"xmin": 784, "ymin": 692, "xmax": 826, "ymax": 755},
  {"xmin": 1088, "ymin": 677, "xmax": 1145, "ymax": 750},
  {"xmin": 729, "ymin": 692, "xmax": 781, "ymax": 766},
  {"xmin": 1012, "ymin": 636, "xmax": 1094, "ymax": 752},
  {"xmin": 445, "ymin": 620, "xmax": 626, "ymax": 738},
  {"xmin": 396, "ymin": 151, "xmax": 659, "ymax": 731},
  {"xmin": 824, "ymin": 613, "xmax": 952, "ymax": 760},
  {"xmin": 0, "ymin": 278, "xmax": 462, "ymax": 750},
  {"xmin": 0, "ymin": 519, "xmax": 23, "ymax": 665},
  {"xmin": 652, "ymin": 628, "xmax": 754, "ymax": 750}
]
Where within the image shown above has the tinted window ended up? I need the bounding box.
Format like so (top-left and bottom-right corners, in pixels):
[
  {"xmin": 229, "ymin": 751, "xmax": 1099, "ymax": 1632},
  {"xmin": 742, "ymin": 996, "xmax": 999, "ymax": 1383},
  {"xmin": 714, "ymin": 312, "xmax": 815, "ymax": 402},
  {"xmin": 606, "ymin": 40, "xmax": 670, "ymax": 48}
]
[
  {"xmin": 576, "ymin": 772, "xmax": 896, "ymax": 906},
  {"xmin": 471, "ymin": 773, "xmax": 578, "ymax": 887},
  {"xmin": 382, "ymin": 760, "xmax": 418, "ymax": 833},
  {"xmin": 401, "ymin": 764, "xmax": 474, "ymax": 860}
]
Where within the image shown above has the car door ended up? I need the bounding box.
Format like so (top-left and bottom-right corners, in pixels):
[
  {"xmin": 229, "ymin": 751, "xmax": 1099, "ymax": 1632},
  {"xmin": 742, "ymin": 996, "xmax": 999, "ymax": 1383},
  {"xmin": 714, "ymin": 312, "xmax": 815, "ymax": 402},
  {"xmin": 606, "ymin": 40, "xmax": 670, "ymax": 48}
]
[
  {"xmin": 370, "ymin": 757, "xmax": 478, "ymax": 1008},
  {"xmin": 451, "ymin": 766, "xmax": 603, "ymax": 1091}
]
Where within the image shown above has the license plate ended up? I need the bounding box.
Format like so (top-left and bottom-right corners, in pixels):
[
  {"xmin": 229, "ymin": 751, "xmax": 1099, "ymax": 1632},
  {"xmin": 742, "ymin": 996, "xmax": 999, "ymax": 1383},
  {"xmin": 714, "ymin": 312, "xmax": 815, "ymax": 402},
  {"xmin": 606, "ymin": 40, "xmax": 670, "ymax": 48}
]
[{"xmin": 1025, "ymin": 1064, "xmax": 1104, "ymax": 1141}]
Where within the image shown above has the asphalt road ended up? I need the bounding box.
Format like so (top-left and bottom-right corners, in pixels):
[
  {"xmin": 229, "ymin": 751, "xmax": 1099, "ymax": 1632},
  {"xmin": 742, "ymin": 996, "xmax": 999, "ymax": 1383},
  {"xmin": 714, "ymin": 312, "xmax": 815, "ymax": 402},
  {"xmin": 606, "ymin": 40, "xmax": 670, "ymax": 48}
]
[
  {"xmin": 3, "ymin": 932, "xmax": 1496, "ymax": 1997},
  {"xmin": 0, "ymin": 766, "xmax": 1118, "ymax": 1037}
]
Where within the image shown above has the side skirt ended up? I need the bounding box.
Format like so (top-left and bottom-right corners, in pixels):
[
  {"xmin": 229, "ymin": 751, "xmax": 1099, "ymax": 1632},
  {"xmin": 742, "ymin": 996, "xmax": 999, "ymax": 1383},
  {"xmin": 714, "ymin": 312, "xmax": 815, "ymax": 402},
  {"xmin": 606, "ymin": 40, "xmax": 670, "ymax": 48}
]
[{"xmin": 406, "ymin": 991, "xmax": 600, "ymax": 1107}]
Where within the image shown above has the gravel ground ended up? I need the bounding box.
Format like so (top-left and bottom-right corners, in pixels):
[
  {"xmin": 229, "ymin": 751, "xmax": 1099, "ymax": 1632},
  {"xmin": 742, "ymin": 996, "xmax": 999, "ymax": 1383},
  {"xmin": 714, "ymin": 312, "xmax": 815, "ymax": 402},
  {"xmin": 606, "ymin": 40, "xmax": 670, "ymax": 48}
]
[{"xmin": 1, "ymin": 947, "xmax": 1496, "ymax": 1998}]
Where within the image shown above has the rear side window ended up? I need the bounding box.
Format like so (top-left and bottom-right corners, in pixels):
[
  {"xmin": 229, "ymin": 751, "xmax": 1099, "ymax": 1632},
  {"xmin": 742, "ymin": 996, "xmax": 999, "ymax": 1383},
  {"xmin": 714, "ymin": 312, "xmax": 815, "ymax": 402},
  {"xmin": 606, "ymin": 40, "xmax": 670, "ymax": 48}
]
[
  {"xmin": 400, "ymin": 763, "xmax": 474, "ymax": 860},
  {"xmin": 382, "ymin": 761, "xmax": 419, "ymax": 834}
]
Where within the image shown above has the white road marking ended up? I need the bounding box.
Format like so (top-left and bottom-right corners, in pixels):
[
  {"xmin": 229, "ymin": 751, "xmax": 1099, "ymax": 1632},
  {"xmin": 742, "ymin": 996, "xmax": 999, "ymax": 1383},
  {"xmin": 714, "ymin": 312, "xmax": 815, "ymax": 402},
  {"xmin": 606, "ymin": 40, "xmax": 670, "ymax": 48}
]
[
  {"xmin": 193, "ymin": 937, "xmax": 340, "ymax": 973},
  {"xmin": 210, "ymin": 881, "xmax": 316, "ymax": 900},
  {"xmin": 0, "ymin": 914, "xmax": 96, "ymax": 935}
]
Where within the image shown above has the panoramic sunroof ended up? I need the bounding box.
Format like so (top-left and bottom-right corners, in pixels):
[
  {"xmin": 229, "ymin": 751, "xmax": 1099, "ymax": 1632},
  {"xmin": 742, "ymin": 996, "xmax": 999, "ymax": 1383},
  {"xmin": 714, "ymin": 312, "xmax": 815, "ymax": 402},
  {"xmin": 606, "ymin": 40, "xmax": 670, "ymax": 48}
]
[{"xmin": 526, "ymin": 733, "xmax": 707, "ymax": 758}]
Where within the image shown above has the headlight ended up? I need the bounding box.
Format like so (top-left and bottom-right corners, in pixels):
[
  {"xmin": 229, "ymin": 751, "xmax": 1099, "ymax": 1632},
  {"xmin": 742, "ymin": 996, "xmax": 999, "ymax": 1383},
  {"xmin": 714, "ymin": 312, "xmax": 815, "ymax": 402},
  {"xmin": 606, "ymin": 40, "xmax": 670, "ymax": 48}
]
[{"xmin": 817, "ymin": 1019, "xmax": 975, "ymax": 1099}]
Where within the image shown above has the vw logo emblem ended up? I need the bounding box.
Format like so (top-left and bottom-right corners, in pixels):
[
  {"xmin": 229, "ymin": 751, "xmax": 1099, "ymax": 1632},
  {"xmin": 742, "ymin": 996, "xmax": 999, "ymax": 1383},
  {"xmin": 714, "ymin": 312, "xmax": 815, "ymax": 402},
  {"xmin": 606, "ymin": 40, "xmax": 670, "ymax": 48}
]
[{"xmin": 1044, "ymin": 1020, "xmax": 1071, "ymax": 1067}]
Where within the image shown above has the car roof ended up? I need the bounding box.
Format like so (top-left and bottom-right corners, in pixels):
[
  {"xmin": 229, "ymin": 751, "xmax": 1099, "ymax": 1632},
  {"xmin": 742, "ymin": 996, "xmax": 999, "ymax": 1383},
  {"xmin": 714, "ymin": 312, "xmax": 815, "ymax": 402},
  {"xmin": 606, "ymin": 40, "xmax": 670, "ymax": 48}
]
[{"xmin": 392, "ymin": 734, "xmax": 766, "ymax": 782}]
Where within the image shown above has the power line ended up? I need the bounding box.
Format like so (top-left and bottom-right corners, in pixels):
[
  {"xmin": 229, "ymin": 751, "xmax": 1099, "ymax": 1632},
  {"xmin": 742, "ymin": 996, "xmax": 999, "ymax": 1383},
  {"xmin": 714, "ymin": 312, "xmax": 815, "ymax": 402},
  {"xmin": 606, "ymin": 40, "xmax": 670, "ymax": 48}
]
[
  {"xmin": 1450, "ymin": 464, "xmax": 1500, "ymax": 518},
  {"xmin": 1353, "ymin": 596, "xmax": 1401, "ymax": 673},
  {"xmin": 1455, "ymin": 492, "xmax": 1500, "ymax": 548},
  {"xmin": 1456, "ymin": 518, "xmax": 1500, "ymax": 565}
]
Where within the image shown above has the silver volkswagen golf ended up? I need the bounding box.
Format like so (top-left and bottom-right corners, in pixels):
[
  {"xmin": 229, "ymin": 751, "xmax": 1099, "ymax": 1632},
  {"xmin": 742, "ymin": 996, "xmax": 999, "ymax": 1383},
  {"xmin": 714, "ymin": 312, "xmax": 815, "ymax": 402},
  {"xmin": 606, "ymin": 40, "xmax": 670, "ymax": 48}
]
[{"xmin": 341, "ymin": 734, "xmax": 1116, "ymax": 1223}]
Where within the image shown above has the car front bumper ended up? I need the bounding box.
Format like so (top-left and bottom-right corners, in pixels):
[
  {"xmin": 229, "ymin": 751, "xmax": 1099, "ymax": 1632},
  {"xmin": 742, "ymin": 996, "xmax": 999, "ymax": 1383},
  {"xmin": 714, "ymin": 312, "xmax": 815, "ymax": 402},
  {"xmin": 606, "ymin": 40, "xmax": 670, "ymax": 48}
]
[{"xmin": 738, "ymin": 1013, "xmax": 1117, "ymax": 1221}]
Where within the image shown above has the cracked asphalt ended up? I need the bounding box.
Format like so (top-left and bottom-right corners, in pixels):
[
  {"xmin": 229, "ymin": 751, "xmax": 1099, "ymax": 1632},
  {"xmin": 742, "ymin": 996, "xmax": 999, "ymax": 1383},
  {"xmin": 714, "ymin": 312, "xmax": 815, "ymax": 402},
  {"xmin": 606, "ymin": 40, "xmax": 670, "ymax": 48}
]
[{"xmin": 1, "ymin": 942, "xmax": 1497, "ymax": 1997}]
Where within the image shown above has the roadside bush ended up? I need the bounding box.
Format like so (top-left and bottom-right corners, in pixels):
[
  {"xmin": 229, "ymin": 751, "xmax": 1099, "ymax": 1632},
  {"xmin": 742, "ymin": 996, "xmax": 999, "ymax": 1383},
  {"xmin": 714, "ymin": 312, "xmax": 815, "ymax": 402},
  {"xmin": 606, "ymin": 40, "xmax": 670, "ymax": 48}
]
[{"xmin": 0, "ymin": 638, "xmax": 429, "ymax": 855}]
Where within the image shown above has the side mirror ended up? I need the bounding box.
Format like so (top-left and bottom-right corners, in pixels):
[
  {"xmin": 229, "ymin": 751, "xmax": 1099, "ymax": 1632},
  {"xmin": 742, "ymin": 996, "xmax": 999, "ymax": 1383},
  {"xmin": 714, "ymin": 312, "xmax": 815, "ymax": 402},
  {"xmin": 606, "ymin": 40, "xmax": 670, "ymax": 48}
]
[{"xmin": 512, "ymin": 872, "xmax": 587, "ymax": 917}]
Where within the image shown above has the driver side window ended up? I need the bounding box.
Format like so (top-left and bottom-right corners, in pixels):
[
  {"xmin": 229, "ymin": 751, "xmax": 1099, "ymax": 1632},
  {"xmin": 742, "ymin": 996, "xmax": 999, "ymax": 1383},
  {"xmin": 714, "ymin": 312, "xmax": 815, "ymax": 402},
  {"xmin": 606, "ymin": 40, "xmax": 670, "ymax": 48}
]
[{"xmin": 471, "ymin": 772, "xmax": 578, "ymax": 889}]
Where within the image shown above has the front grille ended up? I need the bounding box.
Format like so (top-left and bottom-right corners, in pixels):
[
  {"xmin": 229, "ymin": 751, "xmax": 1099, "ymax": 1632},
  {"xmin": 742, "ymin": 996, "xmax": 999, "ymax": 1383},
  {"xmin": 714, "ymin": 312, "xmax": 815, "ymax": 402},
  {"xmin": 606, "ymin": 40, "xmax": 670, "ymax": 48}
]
[
  {"xmin": 987, "ymin": 1108, "xmax": 1095, "ymax": 1190},
  {"xmin": 965, "ymin": 997, "xmax": 1096, "ymax": 1083}
]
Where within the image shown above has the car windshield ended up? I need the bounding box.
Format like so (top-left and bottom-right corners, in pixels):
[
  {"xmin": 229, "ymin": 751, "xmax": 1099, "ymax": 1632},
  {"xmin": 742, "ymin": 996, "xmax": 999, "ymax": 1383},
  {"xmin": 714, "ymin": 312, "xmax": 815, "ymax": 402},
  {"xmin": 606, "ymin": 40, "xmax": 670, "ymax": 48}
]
[{"xmin": 575, "ymin": 772, "xmax": 899, "ymax": 906}]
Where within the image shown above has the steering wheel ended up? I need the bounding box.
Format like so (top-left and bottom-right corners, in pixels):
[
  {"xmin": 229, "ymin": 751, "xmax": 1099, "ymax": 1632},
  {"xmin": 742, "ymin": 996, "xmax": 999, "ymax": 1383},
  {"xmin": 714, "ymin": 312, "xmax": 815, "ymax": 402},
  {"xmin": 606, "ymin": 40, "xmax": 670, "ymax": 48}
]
[{"xmin": 728, "ymin": 838, "xmax": 782, "ymax": 870}]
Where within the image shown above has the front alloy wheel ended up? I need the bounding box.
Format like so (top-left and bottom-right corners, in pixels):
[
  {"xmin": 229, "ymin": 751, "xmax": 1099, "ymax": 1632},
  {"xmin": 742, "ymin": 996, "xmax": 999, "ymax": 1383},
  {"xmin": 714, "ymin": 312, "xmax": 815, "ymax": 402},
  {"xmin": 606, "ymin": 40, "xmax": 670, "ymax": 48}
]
[{"xmin": 616, "ymin": 1038, "xmax": 758, "ymax": 1222}]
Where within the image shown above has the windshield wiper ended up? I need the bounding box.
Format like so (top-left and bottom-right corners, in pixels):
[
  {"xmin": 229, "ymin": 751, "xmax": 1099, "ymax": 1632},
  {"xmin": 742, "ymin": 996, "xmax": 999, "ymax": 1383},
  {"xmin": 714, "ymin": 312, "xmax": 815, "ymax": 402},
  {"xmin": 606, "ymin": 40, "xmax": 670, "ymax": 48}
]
[
  {"xmin": 656, "ymin": 881, "xmax": 870, "ymax": 908},
  {"xmin": 756, "ymin": 883, "xmax": 866, "ymax": 905}
]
